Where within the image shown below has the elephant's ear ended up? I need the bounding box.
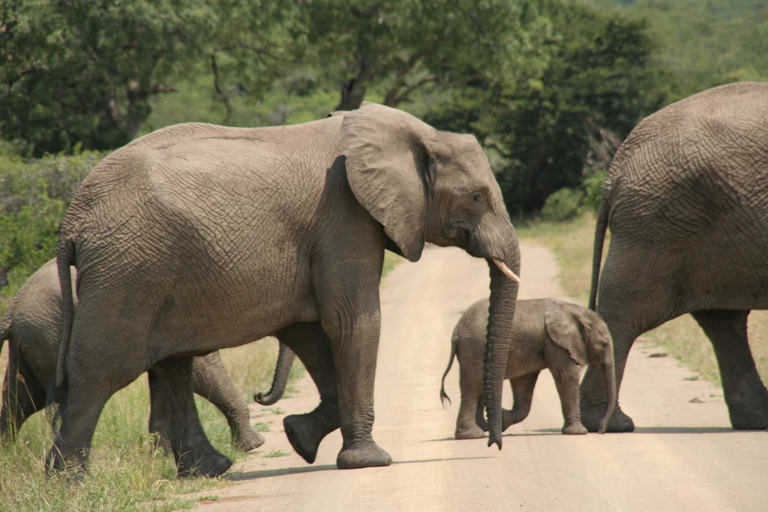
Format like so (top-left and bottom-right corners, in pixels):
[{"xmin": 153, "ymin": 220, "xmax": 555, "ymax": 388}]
[
  {"xmin": 544, "ymin": 302, "xmax": 589, "ymax": 366},
  {"xmin": 340, "ymin": 102, "xmax": 438, "ymax": 262}
]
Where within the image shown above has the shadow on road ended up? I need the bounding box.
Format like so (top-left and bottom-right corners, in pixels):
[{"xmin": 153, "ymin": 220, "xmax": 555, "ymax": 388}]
[
  {"xmin": 633, "ymin": 426, "xmax": 737, "ymax": 434},
  {"xmin": 226, "ymin": 455, "xmax": 495, "ymax": 482}
]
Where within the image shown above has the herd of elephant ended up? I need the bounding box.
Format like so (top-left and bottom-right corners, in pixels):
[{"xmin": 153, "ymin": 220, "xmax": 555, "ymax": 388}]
[{"xmin": 1, "ymin": 82, "xmax": 768, "ymax": 478}]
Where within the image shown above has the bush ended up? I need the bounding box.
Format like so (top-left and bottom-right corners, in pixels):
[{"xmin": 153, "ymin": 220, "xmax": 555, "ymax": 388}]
[{"xmin": 0, "ymin": 150, "xmax": 103, "ymax": 296}]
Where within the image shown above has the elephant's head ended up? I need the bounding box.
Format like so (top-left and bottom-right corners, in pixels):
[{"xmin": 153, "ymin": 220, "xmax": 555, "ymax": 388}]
[
  {"xmin": 339, "ymin": 102, "xmax": 520, "ymax": 448},
  {"xmin": 544, "ymin": 302, "xmax": 617, "ymax": 434}
]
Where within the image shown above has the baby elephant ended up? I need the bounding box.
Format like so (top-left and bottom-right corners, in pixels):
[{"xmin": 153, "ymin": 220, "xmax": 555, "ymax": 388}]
[
  {"xmin": 440, "ymin": 298, "xmax": 616, "ymax": 438},
  {"xmin": 0, "ymin": 259, "xmax": 264, "ymax": 451}
]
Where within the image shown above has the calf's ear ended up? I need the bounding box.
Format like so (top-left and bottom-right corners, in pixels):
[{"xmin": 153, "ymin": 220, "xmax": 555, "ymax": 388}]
[{"xmin": 544, "ymin": 302, "xmax": 589, "ymax": 366}]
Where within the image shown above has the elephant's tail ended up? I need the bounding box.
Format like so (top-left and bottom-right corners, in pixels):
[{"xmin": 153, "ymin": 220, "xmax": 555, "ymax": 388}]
[
  {"xmin": 0, "ymin": 297, "xmax": 14, "ymax": 357},
  {"xmin": 439, "ymin": 333, "xmax": 459, "ymax": 407},
  {"xmin": 55, "ymin": 237, "xmax": 76, "ymax": 389},
  {"xmin": 589, "ymin": 185, "xmax": 611, "ymax": 312}
]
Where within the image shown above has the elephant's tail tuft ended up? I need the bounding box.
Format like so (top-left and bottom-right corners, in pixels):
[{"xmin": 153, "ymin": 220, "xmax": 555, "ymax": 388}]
[{"xmin": 589, "ymin": 183, "xmax": 611, "ymax": 312}]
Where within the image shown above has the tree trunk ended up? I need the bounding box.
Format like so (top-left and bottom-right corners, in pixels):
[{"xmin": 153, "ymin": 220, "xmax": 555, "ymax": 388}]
[{"xmin": 335, "ymin": 60, "xmax": 375, "ymax": 111}]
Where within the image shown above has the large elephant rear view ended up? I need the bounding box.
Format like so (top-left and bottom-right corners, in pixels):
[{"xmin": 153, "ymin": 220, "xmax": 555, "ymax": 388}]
[
  {"xmin": 585, "ymin": 82, "xmax": 768, "ymax": 431},
  {"xmin": 48, "ymin": 102, "xmax": 520, "ymax": 477}
]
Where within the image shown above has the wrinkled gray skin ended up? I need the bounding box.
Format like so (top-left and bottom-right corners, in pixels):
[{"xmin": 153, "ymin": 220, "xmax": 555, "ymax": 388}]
[
  {"xmin": 440, "ymin": 298, "xmax": 616, "ymax": 438},
  {"xmin": 254, "ymin": 342, "xmax": 296, "ymax": 406},
  {"xmin": 587, "ymin": 82, "xmax": 768, "ymax": 432},
  {"xmin": 0, "ymin": 259, "xmax": 263, "ymax": 452},
  {"xmin": 48, "ymin": 102, "xmax": 521, "ymax": 477}
]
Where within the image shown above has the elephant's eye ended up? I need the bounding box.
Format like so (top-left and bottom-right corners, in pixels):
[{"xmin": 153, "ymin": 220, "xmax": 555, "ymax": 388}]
[{"xmin": 472, "ymin": 193, "xmax": 482, "ymax": 203}]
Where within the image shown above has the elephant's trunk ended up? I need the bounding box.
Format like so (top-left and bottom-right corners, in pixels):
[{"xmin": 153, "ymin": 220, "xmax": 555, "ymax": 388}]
[
  {"xmin": 598, "ymin": 360, "xmax": 617, "ymax": 434},
  {"xmin": 484, "ymin": 255, "xmax": 520, "ymax": 449}
]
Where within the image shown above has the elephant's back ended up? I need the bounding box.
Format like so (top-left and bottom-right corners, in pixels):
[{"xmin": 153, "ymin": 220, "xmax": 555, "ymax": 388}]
[{"xmin": 605, "ymin": 82, "xmax": 768, "ymax": 243}]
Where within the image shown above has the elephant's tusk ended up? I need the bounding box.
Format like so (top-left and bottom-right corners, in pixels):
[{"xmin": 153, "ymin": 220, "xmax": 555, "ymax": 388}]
[{"xmin": 492, "ymin": 258, "xmax": 520, "ymax": 283}]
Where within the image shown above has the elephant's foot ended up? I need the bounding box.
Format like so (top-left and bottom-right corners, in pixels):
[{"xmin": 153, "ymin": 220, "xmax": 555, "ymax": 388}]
[
  {"xmin": 728, "ymin": 403, "xmax": 768, "ymax": 430},
  {"xmin": 234, "ymin": 427, "xmax": 265, "ymax": 452},
  {"xmin": 337, "ymin": 440, "xmax": 392, "ymax": 469},
  {"xmin": 45, "ymin": 444, "xmax": 88, "ymax": 478},
  {"xmin": 455, "ymin": 424, "xmax": 486, "ymax": 439},
  {"xmin": 581, "ymin": 404, "xmax": 634, "ymax": 433},
  {"xmin": 176, "ymin": 447, "xmax": 232, "ymax": 478},
  {"xmin": 562, "ymin": 422, "xmax": 588, "ymax": 435},
  {"xmin": 284, "ymin": 411, "xmax": 338, "ymax": 464}
]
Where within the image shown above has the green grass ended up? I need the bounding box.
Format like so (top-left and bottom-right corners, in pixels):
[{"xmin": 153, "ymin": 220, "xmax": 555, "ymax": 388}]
[
  {"xmin": 517, "ymin": 213, "xmax": 768, "ymax": 388},
  {"xmin": 0, "ymin": 338, "xmax": 290, "ymax": 511}
]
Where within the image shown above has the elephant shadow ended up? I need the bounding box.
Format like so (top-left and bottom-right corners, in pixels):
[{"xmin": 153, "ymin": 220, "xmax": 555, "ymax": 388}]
[
  {"xmin": 228, "ymin": 456, "xmax": 495, "ymax": 482},
  {"xmin": 632, "ymin": 426, "xmax": 736, "ymax": 434}
]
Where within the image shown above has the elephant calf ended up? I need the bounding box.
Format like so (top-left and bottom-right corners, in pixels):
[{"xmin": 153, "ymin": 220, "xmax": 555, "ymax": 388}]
[
  {"xmin": 440, "ymin": 298, "xmax": 616, "ymax": 438},
  {"xmin": 0, "ymin": 259, "xmax": 264, "ymax": 452}
]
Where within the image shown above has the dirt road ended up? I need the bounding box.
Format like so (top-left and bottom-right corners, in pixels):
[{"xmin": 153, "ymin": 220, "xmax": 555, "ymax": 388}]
[{"xmin": 193, "ymin": 242, "xmax": 767, "ymax": 511}]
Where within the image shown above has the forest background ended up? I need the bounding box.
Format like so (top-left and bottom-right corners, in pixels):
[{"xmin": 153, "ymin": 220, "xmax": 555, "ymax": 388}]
[{"xmin": 1, "ymin": 0, "xmax": 767, "ymax": 296}]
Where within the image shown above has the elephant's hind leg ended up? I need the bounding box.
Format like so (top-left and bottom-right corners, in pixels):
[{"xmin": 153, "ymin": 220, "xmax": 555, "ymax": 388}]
[
  {"xmin": 190, "ymin": 352, "xmax": 265, "ymax": 452},
  {"xmin": 454, "ymin": 353, "xmax": 486, "ymax": 439},
  {"xmin": 45, "ymin": 380, "xmax": 112, "ymax": 475},
  {"xmin": 503, "ymin": 372, "xmax": 540, "ymax": 431},
  {"xmin": 1, "ymin": 354, "xmax": 46, "ymax": 440},
  {"xmin": 691, "ymin": 309, "xmax": 768, "ymax": 429},
  {"xmin": 278, "ymin": 323, "xmax": 341, "ymax": 464},
  {"xmin": 148, "ymin": 357, "xmax": 232, "ymax": 477}
]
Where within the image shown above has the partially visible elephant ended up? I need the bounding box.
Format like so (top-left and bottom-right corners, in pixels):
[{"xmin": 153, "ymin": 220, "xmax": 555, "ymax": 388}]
[
  {"xmin": 48, "ymin": 102, "xmax": 521, "ymax": 477},
  {"xmin": 0, "ymin": 259, "xmax": 264, "ymax": 452},
  {"xmin": 440, "ymin": 298, "xmax": 616, "ymax": 438},
  {"xmin": 586, "ymin": 82, "xmax": 768, "ymax": 432},
  {"xmin": 254, "ymin": 342, "xmax": 296, "ymax": 406}
]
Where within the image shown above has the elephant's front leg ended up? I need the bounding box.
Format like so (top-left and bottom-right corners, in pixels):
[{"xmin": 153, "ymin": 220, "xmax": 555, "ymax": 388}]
[
  {"xmin": 148, "ymin": 357, "xmax": 232, "ymax": 477},
  {"xmin": 551, "ymin": 365, "xmax": 587, "ymax": 435},
  {"xmin": 329, "ymin": 311, "xmax": 392, "ymax": 469}
]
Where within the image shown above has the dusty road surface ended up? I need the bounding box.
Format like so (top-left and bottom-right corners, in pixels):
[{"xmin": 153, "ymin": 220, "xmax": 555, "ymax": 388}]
[{"xmin": 193, "ymin": 242, "xmax": 767, "ymax": 511}]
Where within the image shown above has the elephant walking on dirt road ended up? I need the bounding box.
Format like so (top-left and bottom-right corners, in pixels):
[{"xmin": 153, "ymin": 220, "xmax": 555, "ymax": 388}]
[
  {"xmin": 585, "ymin": 82, "xmax": 768, "ymax": 432},
  {"xmin": 48, "ymin": 102, "xmax": 521, "ymax": 477},
  {"xmin": 441, "ymin": 298, "xmax": 616, "ymax": 438},
  {"xmin": 0, "ymin": 259, "xmax": 264, "ymax": 452}
]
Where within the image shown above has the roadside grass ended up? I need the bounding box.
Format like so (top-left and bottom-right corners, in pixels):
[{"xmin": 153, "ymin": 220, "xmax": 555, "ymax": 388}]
[
  {"xmin": 0, "ymin": 248, "xmax": 404, "ymax": 510},
  {"xmin": 516, "ymin": 213, "xmax": 768, "ymax": 388}
]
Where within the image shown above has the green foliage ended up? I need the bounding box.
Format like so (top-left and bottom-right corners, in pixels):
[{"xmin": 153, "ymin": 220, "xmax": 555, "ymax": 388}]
[
  {"xmin": 578, "ymin": 0, "xmax": 768, "ymax": 101},
  {"xmin": 427, "ymin": 1, "xmax": 666, "ymax": 215},
  {"xmin": 0, "ymin": 150, "xmax": 102, "ymax": 296},
  {"xmin": 541, "ymin": 187, "xmax": 586, "ymax": 221},
  {"xmin": 0, "ymin": 0, "xmax": 289, "ymax": 155},
  {"xmin": 282, "ymin": 0, "xmax": 553, "ymax": 110}
]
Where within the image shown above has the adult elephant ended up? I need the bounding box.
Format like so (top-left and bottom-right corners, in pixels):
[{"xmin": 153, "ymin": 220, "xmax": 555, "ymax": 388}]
[
  {"xmin": 585, "ymin": 82, "xmax": 768, "ymax": 432},
  {"xmin": 48, "ymin": 102, "xmax": 521, "ymax": 477},
  {"xmin": 0, "ymin": 259, "xmax": 264, "ymax": 452}
]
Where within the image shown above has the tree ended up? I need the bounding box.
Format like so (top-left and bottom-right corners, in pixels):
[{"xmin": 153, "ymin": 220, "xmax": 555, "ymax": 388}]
[
  {"xmin": 0, "ymin": 0, "xmax": 288, "ymax": 155},
  {"xmin": 426, "ymin": 0, "xmax": 668, "ymax": 215},
  {"xmin": 291, "ymin": 0, "xmax": 553, "ymax": 111}
]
